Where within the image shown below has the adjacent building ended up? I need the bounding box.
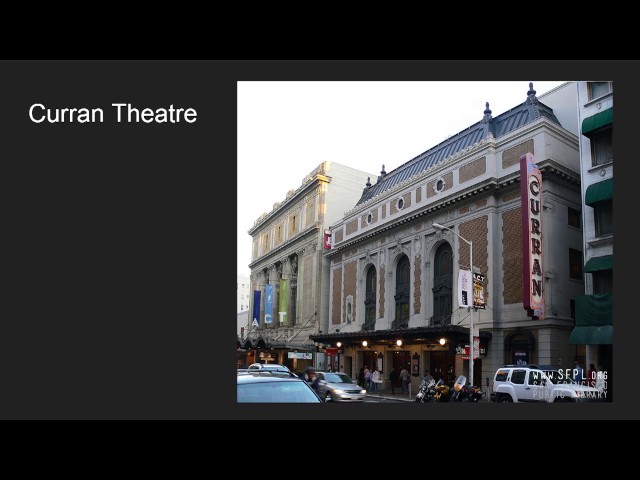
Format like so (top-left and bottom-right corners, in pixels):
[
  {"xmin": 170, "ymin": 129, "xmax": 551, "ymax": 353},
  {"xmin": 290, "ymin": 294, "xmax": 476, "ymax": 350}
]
[
  {"xmin": 242, "ymin": 162, "xmax": 375, "ymax": 372},
  {"xmin": 311, "ymin": 83, "xmax": 583, "ymax": 393},
  {"xmin": 237, "ymin": 274, "xmax": 250, "ymax": 313},
  {"xmin": 569, "ymin": 81, "xmax": 613, "ymax": 395}
]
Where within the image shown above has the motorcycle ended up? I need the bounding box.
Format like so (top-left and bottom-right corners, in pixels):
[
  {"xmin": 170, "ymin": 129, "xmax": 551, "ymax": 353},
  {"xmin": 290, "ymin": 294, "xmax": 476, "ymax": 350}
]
[
  {"xmin": 414, "ymin": 377, "xmax": 436, "ymax": 403},
  {"xmin": 433, "ymin": 378, "xmax": 453, "ymax": 402},
  {"xmin": 450, "ymin": 375, "xmax": 486, "ymax": 402}
]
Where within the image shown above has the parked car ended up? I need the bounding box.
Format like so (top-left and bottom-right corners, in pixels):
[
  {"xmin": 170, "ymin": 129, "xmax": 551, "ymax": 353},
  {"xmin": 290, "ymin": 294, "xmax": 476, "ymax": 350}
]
[
  {"xmin": 237, "ymin": 371, "xmax": 322, "ymax": 403},
  {"xmin": 315, "ymin": 371, "xmax": 367, "ymax": 402},
  {"xmin": 491, "ymin": 365, "xmax": 603, "ymax": 403},
  {"xmin": 247, "ymin": 363, "xmax": 290, "ymax": 373}
]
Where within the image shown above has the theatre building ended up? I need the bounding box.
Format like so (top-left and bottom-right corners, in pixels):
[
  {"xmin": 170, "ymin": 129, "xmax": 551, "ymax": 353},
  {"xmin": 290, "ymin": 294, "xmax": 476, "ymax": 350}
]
[
  {"xmin": 311, "ymin": 84, "xmax": 584, "ymax": 393},
  {"xmin": 242, "ymin": 162, "xmax": 374, "ymax": 372}
]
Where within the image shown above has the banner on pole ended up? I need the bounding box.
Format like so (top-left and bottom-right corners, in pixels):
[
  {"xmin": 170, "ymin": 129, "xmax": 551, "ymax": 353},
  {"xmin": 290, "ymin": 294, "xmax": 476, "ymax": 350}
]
[
  {"xmin": 252, "ymin": 290, "xmax": 261, "ymax": 327},
  {"xmin": 458, "ymin": 269, "xmax": 472, "ymax": 307},
  {"xmin": 264, "ymin": 284, "xmax": 273, "ymax": 324},
  {"xmin": 278, "ymin": 279, "xmax": 289, "ymax": 323}
]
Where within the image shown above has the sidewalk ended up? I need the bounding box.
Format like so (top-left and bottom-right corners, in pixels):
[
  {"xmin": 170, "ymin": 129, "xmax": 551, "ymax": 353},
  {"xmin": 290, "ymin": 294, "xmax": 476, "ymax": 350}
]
[{"xmin": 365, "ymin": 388, "xmax": 415, "ymax": 402}]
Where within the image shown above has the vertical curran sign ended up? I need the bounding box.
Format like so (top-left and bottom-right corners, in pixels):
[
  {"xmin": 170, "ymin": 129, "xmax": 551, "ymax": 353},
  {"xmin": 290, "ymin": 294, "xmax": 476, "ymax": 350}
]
[{"xmin": 520, "ymin": 153, "xmax": 544, "ymax": 318}]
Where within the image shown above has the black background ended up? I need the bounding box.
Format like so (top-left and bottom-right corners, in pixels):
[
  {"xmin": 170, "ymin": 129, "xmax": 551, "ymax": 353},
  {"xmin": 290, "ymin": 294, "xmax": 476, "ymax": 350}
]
[{"xmin": 0, "ymin": 61, "xmax": 635, "ymax": 419}]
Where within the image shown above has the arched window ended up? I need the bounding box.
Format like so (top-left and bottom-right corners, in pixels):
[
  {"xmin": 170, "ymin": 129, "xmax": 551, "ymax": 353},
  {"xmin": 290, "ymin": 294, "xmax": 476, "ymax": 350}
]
[
  {"xmin": 393, "ymin": 255, "xmax": 410, "ymax": 329},
  {"xmin": 432, "ymin": 243, "xmax": 453, "ymax": 325},
  {"xmin": 364, "ymin": 266, "xmax": 377, "ymax": 330}
]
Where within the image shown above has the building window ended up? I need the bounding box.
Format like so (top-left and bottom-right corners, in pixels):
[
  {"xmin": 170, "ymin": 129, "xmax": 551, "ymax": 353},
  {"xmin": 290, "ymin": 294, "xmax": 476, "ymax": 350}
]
[
  {"xmin": 397, "ymin": 197, "xmax": 405, "ymax": 210},
  {"xmin": 366, "ymin": 212, "xmax": 373, "ymax": 225},
  {"xmin": 364, "ymin": 266, "xmax": 377, "ymax": 329},
  {"xmin": 569, "ymin": 248, "xmax": 583, "ymax": 280},
  {"xmin": 289, "ymin": 216, "xmax": 297, "ymax": 235},
  {"xmin": 432, "ymin": 243, "xmax": 453, "ymax": 326},
  {"xmin": 593, "ymin": 269, "xmax": 613, "ymax": 295},
  {"xmin": 590, "ymin": 128, "xmax": 613, "ymax": 166},
  {"xmin": 568, "ymin": 207, "xmax": 581, "ymax": 229},
  {"xmin": 276, "ymin": 225, "xmax": 282, "ymax": 244},
  {"xmin": 588, "ymin": 81, "xmax": 612, "ymax": 101},
  {"xmin": 393, "ymin": 256, "xmax": 410, "ymax": 329},
  {"xmin": 262, "ymin": 234, "xmax": 270, "ymax": 252},
  {"xmin": 594, "ymin": 199, "xmax": 613, "ymax": 236}
]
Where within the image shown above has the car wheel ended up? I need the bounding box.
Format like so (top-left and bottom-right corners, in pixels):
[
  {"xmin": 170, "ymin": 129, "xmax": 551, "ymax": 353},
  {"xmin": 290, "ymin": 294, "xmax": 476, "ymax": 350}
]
[{"xmin": 499, "ymin": 394, "xmax": 513, "ymax": 403}]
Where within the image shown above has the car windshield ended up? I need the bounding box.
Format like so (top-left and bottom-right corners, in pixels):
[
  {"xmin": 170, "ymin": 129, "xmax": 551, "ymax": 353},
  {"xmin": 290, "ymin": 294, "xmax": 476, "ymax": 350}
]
[
  {"xmin": 237, "ymin": 381, "xmax": 320, "ymax": 403},
  {"xmin": 543, "ymin": 370, "xmax": 576, "ymax": 385},
  {"xmin": 324, "ymin": 373, "xmax": 353, "ymax": 383}
]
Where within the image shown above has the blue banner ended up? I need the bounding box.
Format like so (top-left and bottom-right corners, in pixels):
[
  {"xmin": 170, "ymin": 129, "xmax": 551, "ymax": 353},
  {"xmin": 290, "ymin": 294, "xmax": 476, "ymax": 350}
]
[
  {"xmin": 252, "ymin": 290, "xmax": 261, "ymax": 327},
  {"xmin": 264, "ymin": 285, "xmax": 273, "ymax": 324}
]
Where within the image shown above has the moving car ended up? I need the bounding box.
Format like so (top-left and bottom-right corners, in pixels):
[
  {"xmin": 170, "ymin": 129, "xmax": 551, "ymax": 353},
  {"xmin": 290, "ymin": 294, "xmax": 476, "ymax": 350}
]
[
  {"xmin": 315, "ymin": 371, "xmax": 367, "ymax": 402},
  {"xmin": 237, "ymin": 371, "xmax": 322, "ymax": 403}
]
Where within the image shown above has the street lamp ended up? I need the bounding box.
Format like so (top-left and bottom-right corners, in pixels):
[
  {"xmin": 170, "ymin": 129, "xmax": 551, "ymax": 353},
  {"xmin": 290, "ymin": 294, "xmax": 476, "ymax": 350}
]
[{"xmin": 433, "ymin": 222, "xmax": 475, "ymax": 387}]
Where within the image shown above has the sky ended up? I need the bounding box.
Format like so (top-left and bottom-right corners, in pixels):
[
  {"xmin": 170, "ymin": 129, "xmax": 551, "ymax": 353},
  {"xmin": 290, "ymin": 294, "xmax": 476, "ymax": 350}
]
[{"xmin": 237, "ymin": 81, "xmax": 567, "ymax": 275}]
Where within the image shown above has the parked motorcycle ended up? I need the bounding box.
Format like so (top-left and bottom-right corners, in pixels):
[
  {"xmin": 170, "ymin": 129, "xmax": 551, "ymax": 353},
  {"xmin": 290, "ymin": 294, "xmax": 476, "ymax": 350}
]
[
  {"xmin": 414, "ymin": 377, "xmax": 436, "ymax": 403},
  {"xmin": 433, "ymin": 379, "xmax": 453, "ymax": 402},
  {"xmin": 450, "ymin": 375, "xmax": 486, "ymax": 402}
]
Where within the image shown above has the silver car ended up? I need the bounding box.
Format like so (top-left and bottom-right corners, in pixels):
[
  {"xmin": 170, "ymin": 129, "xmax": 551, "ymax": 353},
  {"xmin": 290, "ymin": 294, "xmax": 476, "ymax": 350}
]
[{"xmin": 316, "ymin": 372, "xmax": 367, "ymax": 402}]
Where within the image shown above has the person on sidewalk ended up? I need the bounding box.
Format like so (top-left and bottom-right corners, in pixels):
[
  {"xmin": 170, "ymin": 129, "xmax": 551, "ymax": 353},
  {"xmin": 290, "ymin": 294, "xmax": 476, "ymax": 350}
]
[
  {"xmin": 389, "ymin": 367, "xmax": 399, "ymax": 394},
  {"xmin": 364, "ymin": 366, "xmax": 372, "ymax": 392},
  {"xmin": 372, "ymin": 368, "xmax": 382, "ymax": 394},
  {"xmin": 358, "ymin": 367, "xmax": 365, "ymax": 387},
  {"xmin": 400, "ymin": 366, "xmax": 410, "ymax": 394}
]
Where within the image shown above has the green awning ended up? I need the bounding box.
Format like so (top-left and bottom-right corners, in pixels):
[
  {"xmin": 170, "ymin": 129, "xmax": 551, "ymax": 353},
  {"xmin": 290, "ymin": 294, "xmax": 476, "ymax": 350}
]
[
  {"xmin": 585, "ymin": 178, "xmax": 613, "ymax": 206},
  {"xmin": 569, "ymin": 293, "xmax": 613, "ymax": 345},
  {"xmin": 581, "ymin": 107, "xmax": 613, "ymax": 136},
  {"xmin": 584, "ymin": 254, "xmax": 613, "ymax": 273},
  {"xmin": 568, "ymin": 325, "xmax": 612, "ymax": 345}
]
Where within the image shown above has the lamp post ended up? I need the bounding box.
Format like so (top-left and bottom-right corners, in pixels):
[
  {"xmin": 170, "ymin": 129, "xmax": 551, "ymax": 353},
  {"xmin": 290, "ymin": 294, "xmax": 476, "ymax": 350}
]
[{"xmin": 433, "ymin": 222, "xmax": 475, "ymax": 387}]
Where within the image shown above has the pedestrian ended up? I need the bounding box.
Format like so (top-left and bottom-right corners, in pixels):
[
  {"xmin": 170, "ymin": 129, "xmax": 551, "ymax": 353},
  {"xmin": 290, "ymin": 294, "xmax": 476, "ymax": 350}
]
[
  {"xmin": 364, "ymin": 366, "xmax": 372, "ymax": 392},
  {"xmin": 389, "ymin": 367, "xmax": 399, "ymax": 394},
  {"xmin": 423, "ymin": 370, "xmax": 434, "ymax": 386},
  {"xmin": 358, "ymin": 367, "xmax": 365, "ymax": 387},
  {"xmin": 573, "ymin": 360, "xmax": 584, "ymax": 385},
  {"xmin": 372, "ymin": 367, "xmax": 382, "ymax": 394},
  {"xmin": 400, "ymin": 365, "xmax": 410, "ymax": 394},
  {"xmin": 587, "ymin": 363, "xmax": 597, "ymax": 388},
  {"xmin": 301, "ymin": 366, "xmax": 321, "ymax": 396}
]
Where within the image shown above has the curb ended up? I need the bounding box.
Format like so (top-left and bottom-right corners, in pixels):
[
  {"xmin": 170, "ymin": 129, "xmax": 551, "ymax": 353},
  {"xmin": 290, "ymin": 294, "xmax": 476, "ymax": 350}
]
[{"xmin": 366, "ymin": 394, "xmax": 414, "ymax": 402}]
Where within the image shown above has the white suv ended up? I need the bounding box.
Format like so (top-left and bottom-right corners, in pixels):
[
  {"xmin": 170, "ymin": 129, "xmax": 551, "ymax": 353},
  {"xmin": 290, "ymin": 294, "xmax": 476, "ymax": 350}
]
[{"xmin": 491, "ymin": 365, "xmax": 603, "ymax": 403}]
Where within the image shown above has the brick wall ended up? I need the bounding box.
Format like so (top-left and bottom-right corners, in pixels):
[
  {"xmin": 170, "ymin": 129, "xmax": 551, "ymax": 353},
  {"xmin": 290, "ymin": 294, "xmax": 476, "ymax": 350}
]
[
  {"xmin": 332, "ymin": 268, "xmax": 342, "ymax": 324},
  {"xmin": 361, "ymin": 209, "xmax": 379, "ymax": 227},
  {"xmin": 475, "ymin": 199, "xmax": 487, "ymax": 208},
  {"xmin": 459, "ymin": 217, "xmax": 489, "ymax": 299},
  {"xmin": 345, "ymin": 218, "xmax": 358, "ymax": 235},
  {"xmin": 414, "ymin": 255, "xmax": 421, "ymax": 314},
  {"xmin": 503, "ymin": 139, "xmax": 534, "ymax": 169},
  {"xmin": 427, "ymin": 171, "xmax": 454, "ymax": 198},
  {"xmin": 389, "ymin": 191, "xmax": 412, "ymax": 215},
  {"xmin": 502, "ymin": 191, "xmax": 520, "ymax": 202},
  {"xmin": 379, "ymin": 266, "xmax": 385, "ymax": 318},
  {"xmin": 502, "ymin": 207, "xmax": 522, "ymax": 304},
  {"xmin": 459, "ymin": 206, "xmax": 469, "ymax": 215},
  {"xmin": 343, "ymin": 261, "xmax": 357, "ymax": 322},
  {"xmin": 334, "ymin": 228, "xmax": 343, "ymax": 243},
  {"xmin": 459, "ymin": 156, "xmax": 486, "ymax": 183}
]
